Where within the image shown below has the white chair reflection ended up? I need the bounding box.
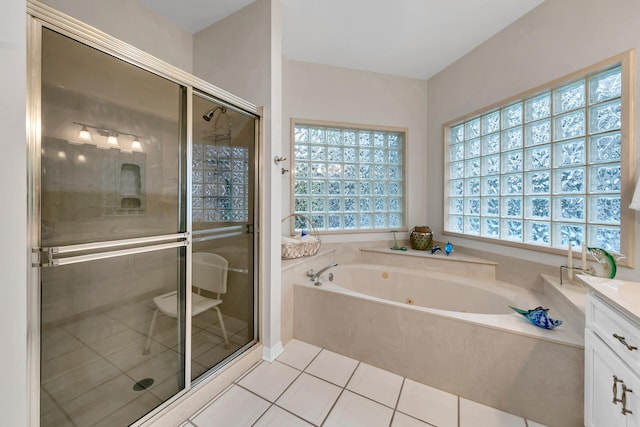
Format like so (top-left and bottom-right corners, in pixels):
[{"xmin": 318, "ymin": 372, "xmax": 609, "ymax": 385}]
[{"xmin": 143, "ymin": 252, "xmax": 229, "ymax": 355}]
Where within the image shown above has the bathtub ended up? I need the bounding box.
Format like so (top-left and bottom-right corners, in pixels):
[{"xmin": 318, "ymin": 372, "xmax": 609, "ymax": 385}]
[{"xmin": 293, "ymin": 263, "xmax": 584, "ymax": 427}]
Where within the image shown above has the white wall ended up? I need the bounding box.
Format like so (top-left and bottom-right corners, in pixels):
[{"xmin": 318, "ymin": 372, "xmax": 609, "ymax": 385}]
[
  {"xmin": 427, "ymin": 0, "xmax": 640, "ymax": 280},
  {"xmin": 41, "ymin": 0, "xmax": 193, "ymax": 71},
  {"xmin": 0, "ymin": 0, "xmax": 27, "ymax": 424},
  {"xmin": 282, "ymin": 58, "xmax": 429, "ymax": 243},
  {"xmin": 193, "ymin": 0, "xmax": 284, "ymax": 360}
]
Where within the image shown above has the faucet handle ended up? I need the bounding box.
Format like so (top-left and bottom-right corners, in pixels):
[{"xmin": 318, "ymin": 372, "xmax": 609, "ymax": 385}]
[{"xmin": 306, "ymin": 269, "xmax": 316, "ymax": 277}]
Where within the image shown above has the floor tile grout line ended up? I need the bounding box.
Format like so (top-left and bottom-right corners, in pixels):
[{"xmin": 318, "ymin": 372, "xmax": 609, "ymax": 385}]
[
  {"xmin": 267, "ymin": 402, "xmax": 317, "ymax": 427},
  {"xmin": 275, "ymin": 347, "xmax": 323, "ymax": 372},
  {"xmin": 42, "ymin": 340, "xmax": 151, "ymax": 425},
  {"xmin": 44, "ymin": 303, "xmax": 240, "ymax": 425},
  {"xmin": 188, "ymin": 341, "xmax": 540, "ymax": 427},
  {"xmin": 236, "ymin": 367, "xmax": 304, "ymax": 405},
  {"xmin": 387, "ymin": 377, "xmax": 406, "ymax": 427},
  {"xmin": 249, "ymin": 402, "xmax": 274, "ymax": 427},
  {"xmin": 41, "ymin": 386, "xmax": 78, "ymax": 427},
  {"xmin": 393, "ymin": 409, "xmax": 438, "ymax": 427},
  {"xmin": 296, "ymin": 344, "xmax": 324, "ymax": 372},
  {"xmin": 317, "ymin": 360, "xmax": 360, "ymax": 427},
  {"xmin": 235, "ymin": 381, "xmax": 318, "ymax": 426}
]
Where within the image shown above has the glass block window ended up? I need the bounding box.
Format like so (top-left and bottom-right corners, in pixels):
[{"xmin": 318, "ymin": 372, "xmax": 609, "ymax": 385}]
[
  {"xmin": 444, "ymin": 63, "xmax": 628, "ymax": 253},
  {"xmin": 192, "ymin": 143, "xmax": 249, "ymax": 223},
  {"xmin": 292, "ymin": 121, "xmax": 405, "ymax": 232}
]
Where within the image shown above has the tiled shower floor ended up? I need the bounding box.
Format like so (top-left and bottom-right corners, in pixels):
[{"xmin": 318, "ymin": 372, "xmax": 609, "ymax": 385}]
[
  {"xmin": 182, "ymin": 339, "xmax": 548, "ymax": 427},
  {"xmin": 40, "ymin": 297, "xmax": 247, "ymax": 426}
]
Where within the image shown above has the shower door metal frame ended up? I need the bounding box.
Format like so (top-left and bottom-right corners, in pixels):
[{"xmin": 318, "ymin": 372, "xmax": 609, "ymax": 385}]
[{"xmin": 26, "ymin": 1, "xmax": 262, "ymax": 426}]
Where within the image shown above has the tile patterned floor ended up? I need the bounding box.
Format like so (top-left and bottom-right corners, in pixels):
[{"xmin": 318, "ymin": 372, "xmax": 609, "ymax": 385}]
[
  {"xmin": 184, "ymin": 339, "xmax": 547, "ymax": 427},
  {"xmin": 40, "ymin": 298, "xmax": 247, "ymax": 426}
]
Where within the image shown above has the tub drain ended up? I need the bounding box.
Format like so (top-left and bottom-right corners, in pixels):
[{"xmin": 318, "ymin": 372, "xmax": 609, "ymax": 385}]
[{"xmin": 133, "ymin": 378, "xmax": 154, "ymax": 391}]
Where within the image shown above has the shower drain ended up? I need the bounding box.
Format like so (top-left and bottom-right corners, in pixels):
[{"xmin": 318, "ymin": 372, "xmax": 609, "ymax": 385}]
[{"xmin": 133, "ymin": 378, "xmax": 155, "ymax": 391}]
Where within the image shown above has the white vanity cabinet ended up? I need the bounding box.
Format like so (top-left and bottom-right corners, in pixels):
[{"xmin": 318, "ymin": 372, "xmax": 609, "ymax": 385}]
[{"xmin": 586, "ymin": 293, "xmax": 640, "ymax": 426}]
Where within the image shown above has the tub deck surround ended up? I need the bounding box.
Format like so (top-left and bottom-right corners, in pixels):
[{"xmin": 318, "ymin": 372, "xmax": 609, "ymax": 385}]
[
  {"xmin": 303, "ymin": 264, "xmax": 583, "ymax": 349},
  {"xmin": 541, "ymin": 273, "xmax": 587, "ymax": 339},
  {"xmin": 359, "ymin": 247, "xmax": 498, "ymax": 280},
  {"xmin": 281, "ymin": 249, "xmax": 337, "ymax": 272},
  {"xmin": 294, "ymin": 283, "xmax": 584, "ymax": 427}
]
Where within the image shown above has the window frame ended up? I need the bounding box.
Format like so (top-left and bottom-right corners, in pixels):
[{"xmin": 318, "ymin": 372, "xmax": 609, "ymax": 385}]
[
  {"xmin": 442, "ymin": 50, "xmax": 636, "ymax": 266},
  {"xmin": 289, "ymin": 118, "xmax": 408, "ymax": 235}
]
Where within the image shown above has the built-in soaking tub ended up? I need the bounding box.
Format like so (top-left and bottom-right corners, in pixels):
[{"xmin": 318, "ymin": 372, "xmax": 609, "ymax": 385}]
[{"xmin": 293, "ymin": 263, "xmax": 584, "ymax": 427}]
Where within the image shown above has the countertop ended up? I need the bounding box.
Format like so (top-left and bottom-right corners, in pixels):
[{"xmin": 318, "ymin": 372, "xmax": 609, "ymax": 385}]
[{"xmin": 578, "ymin": 274, "xmax": 640, "ymax": 323}]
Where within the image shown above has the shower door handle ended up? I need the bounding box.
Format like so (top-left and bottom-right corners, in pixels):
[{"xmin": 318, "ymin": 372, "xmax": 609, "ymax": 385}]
[{"xmin": 33, "ymin": 233, "xmax": 189, "ymax": 267}]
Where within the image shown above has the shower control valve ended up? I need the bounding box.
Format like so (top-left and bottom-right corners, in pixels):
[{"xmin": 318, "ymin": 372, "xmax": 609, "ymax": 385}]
[{"xmin": 274, "ymin": 156, "xmax": 287, "ymax": 165}]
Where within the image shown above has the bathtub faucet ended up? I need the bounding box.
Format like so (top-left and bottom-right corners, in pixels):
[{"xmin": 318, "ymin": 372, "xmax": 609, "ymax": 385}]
[{"xmin": 307, "ymin": 263, "xmax": 338, "ymax": 286}]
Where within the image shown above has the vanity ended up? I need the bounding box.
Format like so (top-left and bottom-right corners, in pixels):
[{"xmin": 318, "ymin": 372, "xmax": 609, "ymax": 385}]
[{"xmin": 582, "ymin": 275, "xmax": 640, "ymax": 426}]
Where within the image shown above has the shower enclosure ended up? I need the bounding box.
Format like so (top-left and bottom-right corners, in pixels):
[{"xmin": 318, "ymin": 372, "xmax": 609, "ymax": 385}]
[{"xmin": 29, "ymin": 9, "xmax": 259, "ymax": 427}]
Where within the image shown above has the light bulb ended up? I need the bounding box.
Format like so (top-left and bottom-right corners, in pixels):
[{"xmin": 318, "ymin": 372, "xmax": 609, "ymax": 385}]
[
  {"xmin": 131, "ymin": 138, "xmax": 142, "ymax": 152},
  {"xmin": 107, "ymin": 134, "xmax": 119, "ymax": 146},
  {"xmin": 78, "ymin": 126, "xmax": 91, "ymax": 141}
]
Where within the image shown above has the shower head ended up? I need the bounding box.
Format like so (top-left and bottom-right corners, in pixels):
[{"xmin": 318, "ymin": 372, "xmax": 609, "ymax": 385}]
[{"xmin": 202, "ymin": 106, "xmax": 227, "ymax": 122}]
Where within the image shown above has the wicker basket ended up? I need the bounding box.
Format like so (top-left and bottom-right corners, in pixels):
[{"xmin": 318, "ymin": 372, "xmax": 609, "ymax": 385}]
[{"xmin": 281, "ymin": 214, "xmax": 321, "ymax": 260}]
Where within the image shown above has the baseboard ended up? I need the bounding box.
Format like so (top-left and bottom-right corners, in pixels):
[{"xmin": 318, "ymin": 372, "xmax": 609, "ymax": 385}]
[{"xmin": 261, "ymin": 341, "xmax": 284, "ymax": 362}]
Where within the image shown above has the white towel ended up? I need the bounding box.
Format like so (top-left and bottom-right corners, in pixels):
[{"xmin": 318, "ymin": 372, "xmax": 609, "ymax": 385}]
[{"xmin": 630, "ymin": 175, "xmax": 640, "ymax": 211}]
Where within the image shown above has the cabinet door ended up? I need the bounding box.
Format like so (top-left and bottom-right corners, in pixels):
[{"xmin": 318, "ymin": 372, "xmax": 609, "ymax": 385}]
[{"xmin": 586, "ymin": 329, "xmax": 640, "ymax": 427}]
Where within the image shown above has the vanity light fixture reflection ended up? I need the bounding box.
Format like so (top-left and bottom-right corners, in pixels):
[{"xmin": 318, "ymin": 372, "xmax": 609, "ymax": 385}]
[
  {"xmin": 73, "ymin": 121, "xmax": 145, "ymax": 152},
  {"xmin": 78, "ymin": 125, "xmax": 91, "ymax": 141},
  {"xmin": 131, "ymin": 137, "xmax": 142, "ymax": 152},
  {"xmin": 107, "ymin": 132, "xmax": 119, "ymax": 146}
]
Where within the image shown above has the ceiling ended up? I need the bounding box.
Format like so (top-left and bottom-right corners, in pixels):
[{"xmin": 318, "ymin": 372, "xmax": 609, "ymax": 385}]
[{"xmin": 142, "ymin": 0, "xmax": 545, "ymax": 80}]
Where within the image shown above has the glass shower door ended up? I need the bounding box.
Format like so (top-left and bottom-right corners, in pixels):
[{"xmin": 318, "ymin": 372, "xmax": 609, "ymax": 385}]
[
  {"xmin": 190, "ymin": 93, "xmax": 257, "ymax": 380},
  {"xmin": 38, "ymin": 28, "xmax": 187, "ymax": 426}
]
